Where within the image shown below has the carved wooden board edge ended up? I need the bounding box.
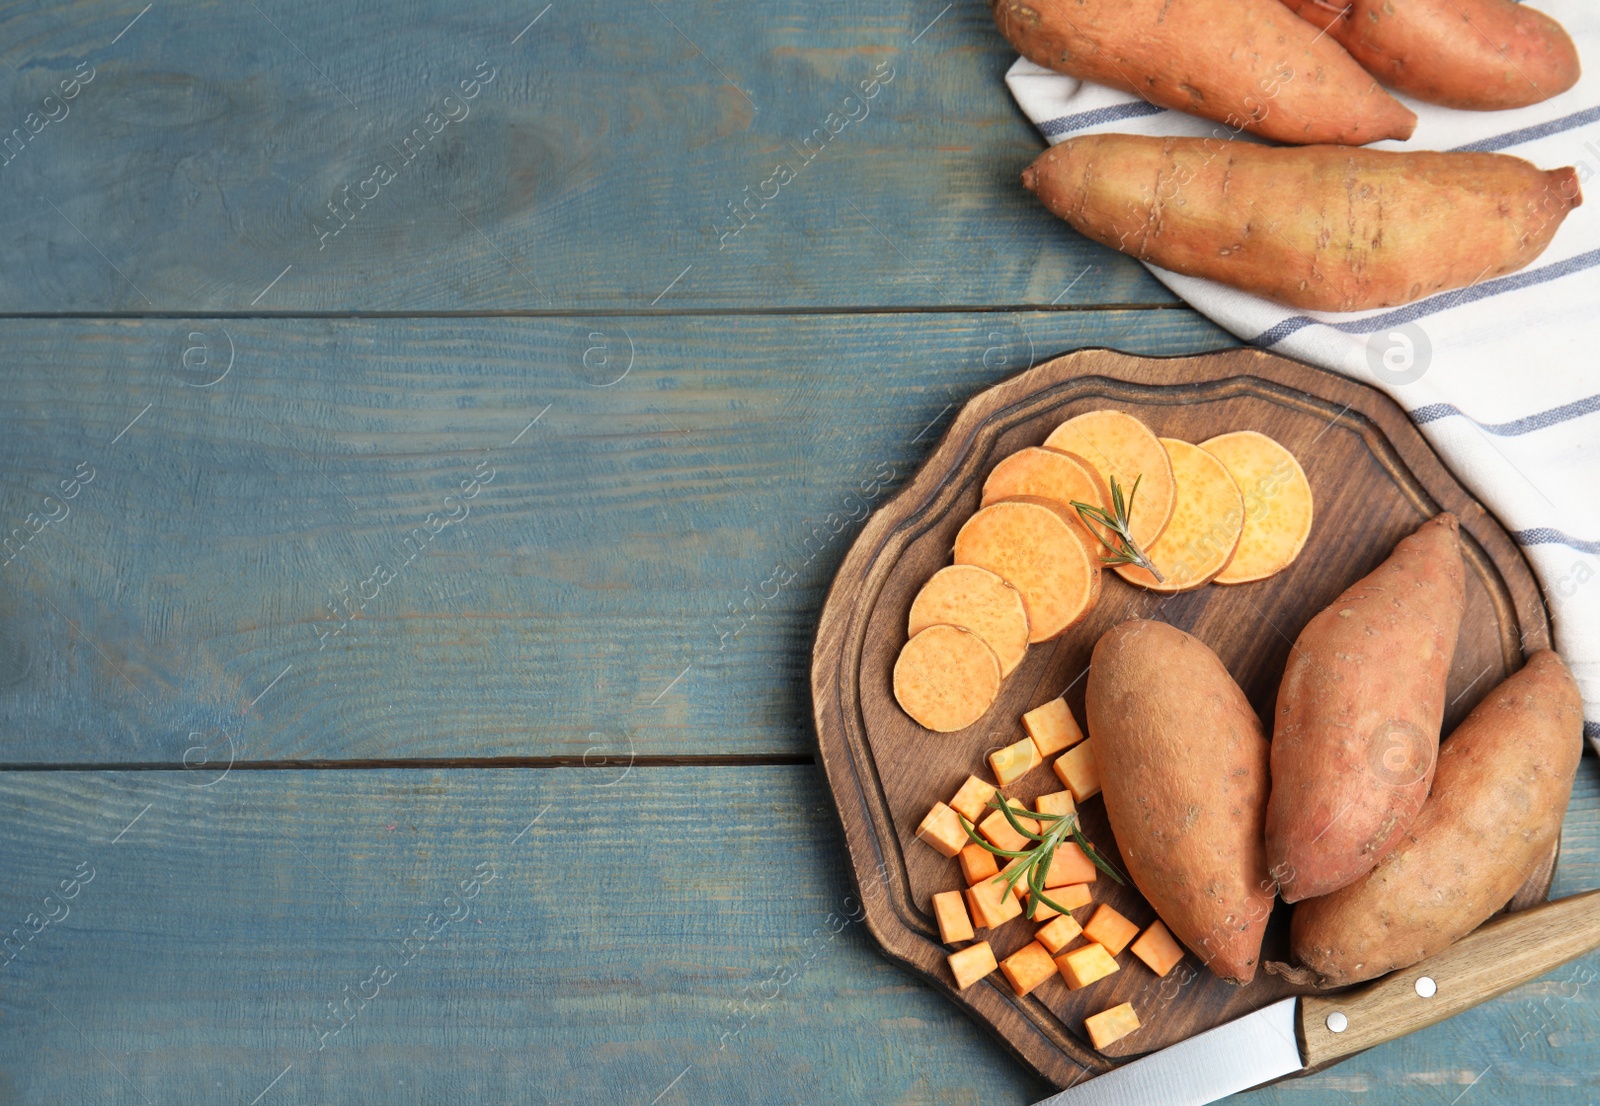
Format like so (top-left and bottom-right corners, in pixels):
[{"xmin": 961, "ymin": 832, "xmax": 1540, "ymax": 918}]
[{"xmin": 811, "ymin": 346, "xmax": 1553, "ymax": 1088}]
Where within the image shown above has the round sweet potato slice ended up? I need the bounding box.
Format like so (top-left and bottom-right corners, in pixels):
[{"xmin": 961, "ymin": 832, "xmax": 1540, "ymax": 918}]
[
  {"xmin": 1201, "ymin": 431, "xmax": 1314, "ymax": 585},
  {"xmin": 893, "ymin": 624, "xmax": 1002, "ymax": 732},
  {"xmin": 1116, "ymin": 439, "xmax": 1244, "ymax": 592},
  {"xmin": 980, "ymin": 447, "xmax": 1108, "ymax": 527},
  {"xmin": 954, "ymin": 497, "xmax": 1100, "ymax": 642},
  {"xmin": 908, "ymin": 564, "xmax": 1030, "ymax": 678},
  {"xmin": 1044, "ymin": 410, "xmax": 1175, "ymax": 549}
]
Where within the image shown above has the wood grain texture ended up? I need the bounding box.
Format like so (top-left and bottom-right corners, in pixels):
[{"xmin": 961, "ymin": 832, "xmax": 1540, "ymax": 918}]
[
  {"xmin": 0, "ymin": 0, "xmax": 1169, "ymax": 312},
  {"xmin": 0, "ymin": 311, "xmax": 1231, "ymax": 765},
  {"xmin": 813, "ymin": 348, "xmax": 1556, "ymax": 1088},
  {"xmin": 0, "ymin": 764, "xmax": 1592, "ymax": 1106}
]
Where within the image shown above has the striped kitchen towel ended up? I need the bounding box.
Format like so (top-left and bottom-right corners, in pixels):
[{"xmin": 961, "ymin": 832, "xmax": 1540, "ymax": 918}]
[{"xmin": 1004, "ymin": 0, "xmax": 1600, "ymax": 751}]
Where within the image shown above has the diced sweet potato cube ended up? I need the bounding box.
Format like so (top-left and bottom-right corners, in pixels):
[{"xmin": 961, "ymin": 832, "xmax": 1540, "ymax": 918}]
[
  {"xmin": 1024, "ymin": 697, "xmax": 1085, "ymax": 757},
  {"xmin": 1034, "ymin": 912, "xmax": 1084, "ymax": 955},
  {"xmin": 1056, "ymin": 942, "xmax": 1120, "ymax": 990},
  {"xmin": 1035, "ymin": 790, "xmax": 1077, "ymax": 822},
  {"xmin": 989, "ymin": 736, "xmax": 1043, "ymax": 787},
  {"xmin": 948, "ymin": 941, "xmax": 998, "ymax": 991},
  {"xmin": 1084, "ymin": 904, "xmax": 1140, "ymax": 956},
  {"xmin": 1000, "ymin": 941, "xmax": 1058, "ymax": 997},
  {"xmin": 933, "ymin": 889, "xmax": 975, "ymax": 944},
  {"xmin": 1022, "ymin": 889, "xmax": 1059, "ymax": 921},
  {"xmin": 1085, "ymin": 1002, "xmax": 1142, "ymax": 1050},
  {"xmin": 1053, "ymin": 739, "xmax": 1101, "ymax": 802},
  {"xmin": 949, "ymin": 774, "xmax": 999, "ymax": 823},
  {"xmin": 959, "ymin": 843, "xmax": 1000, "ymax": 886},
  {"xmin": 966, "ymin": 875, "xmax": 1024, "ymax": 929},
  {"xmin": 1037, "ymin": 882, "xmax": 1093, "ymax": 912},
  {"xmin": 978, "ymin": 803, "xmax": 1039, "ymax": 852},
  {"xmin": 1129, "ymin": 919, "xmax": 1186, "ymax": 978},
  {"xmin": 1044, "ymin": 843, "xmax": 1099, "ymax": 887},
  {"xmin": 916, "ymin": 801, "xmax": 969, "ymax": 858}
]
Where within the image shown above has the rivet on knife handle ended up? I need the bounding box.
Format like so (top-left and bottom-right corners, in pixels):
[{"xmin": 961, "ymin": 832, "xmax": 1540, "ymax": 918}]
[{"xmin": 1299, "ymin": 887, "xmax": 1600, "ymax": 1068}]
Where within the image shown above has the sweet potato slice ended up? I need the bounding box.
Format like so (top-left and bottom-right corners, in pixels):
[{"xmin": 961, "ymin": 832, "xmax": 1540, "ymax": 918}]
[
  {"xmin": 954, "ymin": 498, "xmax": 1100, "ymax": 642},
  {"xmin": 1116, "ymin": 439, "xmax": 1243, "ymax": 591},
  {"xmin": 981, "ymin": 447, "xmax": 1107, "ymax": 529},
  {"xmin": 893, "ymin": 625, "xmax": 1001, "ymax": 733},
  {"xmin": 908, "ymin": 564, "xmax": 1031, "ymax": 677},
  {"xmin": 1044, "ymin": 411, "xmax": 1175, "ymax": 550},
  {"xmin": 1201, "ymin": 431, "xmax": 1314, "ymax": 585}
]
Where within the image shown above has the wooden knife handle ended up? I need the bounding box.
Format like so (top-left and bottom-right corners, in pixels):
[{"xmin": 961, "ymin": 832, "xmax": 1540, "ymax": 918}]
[{"xmin": 1300, "ymin": 888, "xmax": 1600, "ymax": 1068}]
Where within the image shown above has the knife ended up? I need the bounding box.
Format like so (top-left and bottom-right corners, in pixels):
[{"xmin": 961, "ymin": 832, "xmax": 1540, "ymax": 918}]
[{"xmin": 1035, "ymin": 887, "xmax": 1600, "ymax": 1106}]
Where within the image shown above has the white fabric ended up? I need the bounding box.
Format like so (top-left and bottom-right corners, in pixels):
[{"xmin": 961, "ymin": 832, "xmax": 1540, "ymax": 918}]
[{"xmin": 1004, "ymin": 0, "xmax": 1600, "ymax": 750}]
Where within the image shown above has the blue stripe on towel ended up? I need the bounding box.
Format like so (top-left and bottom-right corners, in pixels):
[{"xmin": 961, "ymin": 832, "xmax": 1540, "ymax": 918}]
[
  {"xmin": 1039, "ymin": 100, "xmax": 1165, "ymax": 137},
  {"xmin": 1513, "ymin": 527, "xmax": 1600, "ymax": 554},
  {"xmin": 1253, "ymin": 247, "xmax": 1600, "ymax": 347},
  {"xmin": 1411, "ymin": 393, "xmax": 1600, "ymax": 435},
  {"xmin": 1586, "ymin": 720, "xmax": 1600, "ymax": 741},
  {"xmin": 1451, "ymin": 104, "xmax": 1600, "ymax": 152}
]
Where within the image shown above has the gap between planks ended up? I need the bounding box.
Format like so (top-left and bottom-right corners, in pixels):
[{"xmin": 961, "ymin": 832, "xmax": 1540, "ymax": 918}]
[
  {"xmin": 0, "ymin": 303, "xmax": 1188, "ymax": 322},
  {"xmin": 0, "ymin": 753, "xmax": 817, "ymax": 773}
]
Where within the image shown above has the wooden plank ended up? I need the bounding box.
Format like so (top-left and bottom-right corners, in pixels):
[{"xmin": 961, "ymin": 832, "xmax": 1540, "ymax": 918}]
[
  {"xmin": 0, "ymin": 310, "xmax": 1233, "ymax": 765},
  {"xmin": 0, "ymin": 0, "xmax": 1172, "ymax": 312},
  {"xmin": 0, "ymin": 764, "xmax": 1594, "ymax": 1105}
]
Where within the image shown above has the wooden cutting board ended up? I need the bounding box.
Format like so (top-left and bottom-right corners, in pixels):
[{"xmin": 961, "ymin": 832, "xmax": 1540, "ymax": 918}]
[{"xmin": 810, "ymin": 347, "xmax": 1555, "ymax": 1088}]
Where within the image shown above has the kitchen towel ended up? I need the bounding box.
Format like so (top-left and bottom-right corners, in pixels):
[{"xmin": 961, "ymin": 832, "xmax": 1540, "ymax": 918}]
[{"xmin": 1004, "ymin": 0, "xmax": 1600, "ymax": 752}]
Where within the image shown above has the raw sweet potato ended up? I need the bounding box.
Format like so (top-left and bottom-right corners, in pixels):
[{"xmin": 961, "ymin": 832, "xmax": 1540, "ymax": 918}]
[
  {"xmin": 1267, "ymin": 514, "xmax": 1466, "ymax": 903},
  {"xmin": 982, "ymin": 447, "xmax": 1107, "ymax": 531},
  {"xmin": 1280, "ymin": 0, "xmax": 1580, "ymax": 110},
  {"xmin": 1288, "ymin": 650, "xmax": 1583, "ymax": 986},
  {"xmin": 1201, "ymin": 431, "xmax": 1314, "ymax": 585},
  {"xmin": 1044, "ymin": 410, "xmax": 1175, "ymax": 550},
  {"xmin": 1023, "ymin": 136, "xmax": 1582, "ymax": 312},
  {"xmin": 991, "ymin": 0, "xmax": 1416, "ymax": 145},
  {"xmin": 893, "ymin": 625, "xmax": 1001, "ymax": 733},
  {"xmin": 909, "ymin": 564, "xmax": 1031, "ymax": 677},
  {"xmin": 1087, "ymin": 620, "xmax": 1274, "ymax": 984},
  {"xmin": 1115, "ymin": 438, "xmax": 1244, "ymax": 592},
  {"xmin": 954, "ymin": 498, "xmax": 1101, "ymax": 642}
]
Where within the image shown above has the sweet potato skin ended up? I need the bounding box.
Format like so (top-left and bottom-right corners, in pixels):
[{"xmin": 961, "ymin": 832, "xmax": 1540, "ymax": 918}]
[
  {"xmin": 1280, "ymin": 0, "xmax": 1580, "ymax": 110},
  {"xmin": 1267, "ymin": 515, "xmax": 1466, "ymax": 903},
  {"xmin": 991, "ymin": 0, "xmax": 1416, "ymax": 145},
  {"xmin": 1022, "ymin": 136, "xmax": 1582, "ymax": 312},
  {"xmin": 1289, "ymin": 650, "xmax": 1583, "ymax": 986},
  {"xmin": 1087, "ymin": 620, "xmax": 1273, "ymax": 985}
]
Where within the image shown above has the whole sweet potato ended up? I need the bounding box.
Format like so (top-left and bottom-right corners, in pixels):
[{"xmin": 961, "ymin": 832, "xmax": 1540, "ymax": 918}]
[
  {"xmin": 1289, "ymin": 650, "xmax": 1583, "ymax": 986},
  {"xmin": 1088, "ymin": 620, "xmax": 1273, "ymax": 985},
  {"xmin": 1280, "ymin": 0, "xmax": 1580, "ymax": 110},
  {"xmin": 992, "ymin": 0, "xmax": 1416, "ymax": 145},
  {"xmin": 1267, "ymin": 514, "xmax": 1466, "ymax": 903},
  {"xmin": 1023, "ymin": 136, "xmax": 1582, "ymax": 312}
]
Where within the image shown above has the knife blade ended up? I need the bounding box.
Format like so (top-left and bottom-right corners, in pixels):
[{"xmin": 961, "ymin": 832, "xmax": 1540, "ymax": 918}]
[{"xmin": 1034, "ymin": 887, "xmax": 1600, "ymax": 1106}]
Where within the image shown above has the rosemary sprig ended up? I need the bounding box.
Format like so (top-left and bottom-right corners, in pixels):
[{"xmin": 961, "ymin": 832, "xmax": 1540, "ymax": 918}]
[
  {"xmin": 1071, "ymin": 474, "xmax": 1165, "ymax": 583},
  {"xmin": 960, "ymin": 797, "xmax": 1125, "ymax": 920}
]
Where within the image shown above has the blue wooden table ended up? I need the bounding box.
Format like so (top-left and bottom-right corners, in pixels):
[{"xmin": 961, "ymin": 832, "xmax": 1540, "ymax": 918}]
[{"xmin": 0, "ymin": 3, "xmax": 1595, "ymax": 1102}]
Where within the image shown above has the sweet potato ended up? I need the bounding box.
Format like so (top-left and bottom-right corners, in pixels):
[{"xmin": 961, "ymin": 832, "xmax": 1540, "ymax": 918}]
[
  {"xmin": 1267, "ymin": 514, "xmax": 1466, "ymax": 903},
  {"xmin": 1280, "ymin": 0, "xmax": 1580, "ymax": 110},
  {"xmin": 1201, "ymin": 431, "xmax": 1314, "ymax": 585},
  {"xmin": 1044, "ymin": 411, "xmax": 1174, "ymax": 550},
  {"xmin": 954, "ymin": 498, "xmax": 1101, "ymax": 642},
  {"xmin": 1023, "ymin": 136, "xmax": 1582, "ymax": 312},
  {"xmin": 893, "ymin": 625, "xmax": 1001, "ymax": 733},
  {"xmin": 1288, "ymin": 650, "xmax": 1583, "ymax": 986},
  {"xmin": 1087, "ymin": 620, "xmax": 1273, "ymax": 984},
  {"xmin": 982, "ymin": 447, "xmax": 1106, "ymax": 533},
  {"xmin": 1085, "ymin": 1002, "xmax": 1142, "ymax": 1050},
  {"xmin": 909, "ymin": 564, "xmax": 1031, "ymax": 678},
  {"xmin": 1115, "ymin": 438, "xmax": 1243, "ymax": 592},
  {"xmin": 990, "ymin": 0, "xmax": 1416, "ymax": 145}
]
